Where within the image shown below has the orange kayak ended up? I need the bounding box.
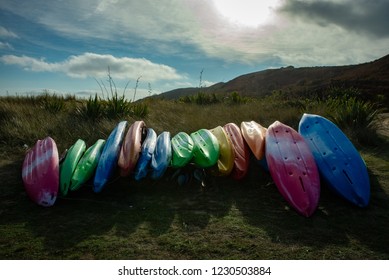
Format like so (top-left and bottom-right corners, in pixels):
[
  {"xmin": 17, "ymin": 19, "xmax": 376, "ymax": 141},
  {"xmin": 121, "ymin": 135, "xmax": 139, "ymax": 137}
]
[{"xmin": 240, "ymin": 121, "xmax": 267, "ymax": 160}]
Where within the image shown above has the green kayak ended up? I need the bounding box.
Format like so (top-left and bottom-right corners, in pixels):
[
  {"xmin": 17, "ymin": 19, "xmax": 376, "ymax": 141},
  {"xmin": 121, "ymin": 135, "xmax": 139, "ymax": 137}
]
[
  {"xmin": 60, "ymin": 139, "xmax": 86, "ymax": 196},
  {"xmin": 190, "ymin": 129, "xmax": 220, "ymax": 168},
  {"xmin": 70, "ymin": 139, "xmax": 105, "ymax": 191},
  {"xmin": 171, "ymin": 132, "xmax": 194, "ymax": 168}
]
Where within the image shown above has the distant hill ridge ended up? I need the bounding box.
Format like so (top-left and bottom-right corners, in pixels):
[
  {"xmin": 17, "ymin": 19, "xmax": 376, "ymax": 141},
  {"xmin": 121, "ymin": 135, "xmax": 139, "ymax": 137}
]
[{"xmin": 160, "ymin": 54, "xmax": 389, "ymax": 102}]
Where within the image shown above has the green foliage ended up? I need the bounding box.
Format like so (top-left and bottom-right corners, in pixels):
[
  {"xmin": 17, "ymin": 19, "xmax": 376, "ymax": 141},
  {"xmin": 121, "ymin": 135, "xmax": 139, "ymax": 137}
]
[
  {"xmin": 266, "ymin": 90, "xmax": 306, "ymax": 109},
  {"xmin": 40, "ymin": 91, "xmax": 65, "ymax": 113},
  {"xmin": 325, "ymin": 86, "xmax": 363, "ymax": 101},
  {"xmin": 179, "ymin": 91, "xmax": 250, "ymax": 105},
  {"xmin": 326, "ymin": 96, "xmax": 382, "ymax": 145},
  {"xmin": 76, "ymin": 94, "xmax": 104, "ymax": 121},
  {"xmin": 192, "ymin": 92, "xmax": 219, "ymax": 105},
  {"xmin": 130, "ymin": 102, "xmax": 149, "ymax": 118},
  {"xmin": 105, "ymin": 91, "xmax": 131, "ymax": 119},
  {"xmin": 228, "ymin": 91, "xmax": 250, "ymax": 105}
]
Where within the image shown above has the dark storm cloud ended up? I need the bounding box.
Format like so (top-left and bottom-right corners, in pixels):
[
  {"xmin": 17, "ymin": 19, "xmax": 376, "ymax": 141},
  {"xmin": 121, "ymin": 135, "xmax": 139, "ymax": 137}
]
[{"xmin": 281, "ymin": 0, "xmax": 389, "ymax": 38}]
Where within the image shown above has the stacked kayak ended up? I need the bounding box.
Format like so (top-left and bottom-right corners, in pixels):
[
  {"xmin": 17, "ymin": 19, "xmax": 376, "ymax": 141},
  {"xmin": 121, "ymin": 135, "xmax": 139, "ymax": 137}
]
[
  {"xmin": 266, "ymin": 121, "xmax": 320, "ymax": 217},
  {"xmin": 22, "ymin": 137, "xmax": 59, "ymax": 207},
  {"xmin": 22, "ymin": 113, "xmax": 371, "ymax": 217},
  {"xmin": 209, "ymin": 126, "xmax": 235, "ymax": 176},
  {"xmin": 171, "ymin": 132, "xmax": 194, "ymax": 168},
  {"xmin": 70, "ymin": 139, "xmax": 105, "ymax": 191},
  {"xmin": 223, "ymin": 123, "xmax": 250, "ymax": 180},
  {"xmin": 60, "ymin": 139, "xmax": 86, "ymax": 196},
  {"xmin": 134, "ymin": 128, "xmax": 157, "ymax": 181},
  {"xmin": 151, "ymin": 131, "xmax": 172, "ymax": 180},
  {"xmin": 299, "ymin": 114, "xmax": 370, "ymax": 207},
  {"xmin": 94, "ymin": 121, "xmax": 127, "ymax": 193},
  {"xmin": 118, "ymin": 121, "xmax": 146, "ymax": 177}
]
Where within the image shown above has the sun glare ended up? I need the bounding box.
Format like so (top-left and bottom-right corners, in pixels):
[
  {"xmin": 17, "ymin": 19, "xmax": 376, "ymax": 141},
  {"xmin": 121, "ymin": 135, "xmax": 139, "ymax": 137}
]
[{"xmin": 212, "ymin": 0, "xmax": 281, "ymax": 28}]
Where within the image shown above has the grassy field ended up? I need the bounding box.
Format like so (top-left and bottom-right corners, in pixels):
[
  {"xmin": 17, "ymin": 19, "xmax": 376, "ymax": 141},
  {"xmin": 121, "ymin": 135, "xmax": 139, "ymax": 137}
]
[{"xmin": 0, "ymin": 93, "xmax": 388, "ymax": 259}]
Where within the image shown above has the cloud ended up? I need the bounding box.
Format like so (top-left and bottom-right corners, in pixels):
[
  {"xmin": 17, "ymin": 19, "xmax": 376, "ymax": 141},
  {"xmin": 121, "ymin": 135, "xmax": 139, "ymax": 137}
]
[
  {"xmin": 281, "ymin": 0, "xmax": 389, "ymax": 38},
  {"xmin": 0, "ymin": 42, "xmax": 13, "ymax": 50},
  {"xmin": 1, "ymin": 0, "xmax": 388, "ymax": 68},
  {"xmin": 0, "ymin": 26, "xmax": 18, "ymax": 38},
  {"xmin": 0, "ymin": 53, "xmax": 184, "ymax": 81}
]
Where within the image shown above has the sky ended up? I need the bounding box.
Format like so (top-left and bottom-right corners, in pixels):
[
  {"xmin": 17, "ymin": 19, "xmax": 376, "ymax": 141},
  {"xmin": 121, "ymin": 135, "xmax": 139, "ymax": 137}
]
[{"xmin": 0, "ymin": 0, "xmax": 388, "ymax": 100}]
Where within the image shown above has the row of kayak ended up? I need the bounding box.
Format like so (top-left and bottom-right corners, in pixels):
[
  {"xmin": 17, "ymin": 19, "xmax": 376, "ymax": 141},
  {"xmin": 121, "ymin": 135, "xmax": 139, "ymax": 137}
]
[
  {"xmin": 21, "ymin": 113, "xmax": 370, "ymax": 217},
  {"xmin": 61, "ymin": 120, "xmax": 264, "ymax": 195}
]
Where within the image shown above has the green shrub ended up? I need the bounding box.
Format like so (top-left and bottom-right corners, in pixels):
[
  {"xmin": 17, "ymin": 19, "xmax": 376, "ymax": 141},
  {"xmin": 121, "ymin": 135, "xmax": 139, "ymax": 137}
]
[
  {"xmin": 105, "ymin": 92, "xmax": 131, "ymax": 119},
  {"xmin": 228, "ymin": 91, "xmax": 250, "ymax": 105},
  {"xmin": 130, "ymin": 102, "xmax": 149, "ymax": 118},
  {"xmin": 76, "ymin": 94, "xmax": 105, "ymax": 121},
  {"xmin": 179, "ymin": 95, "xmax": 192, "ymax": 104},
  {"xmin": 40, "ymin": 91, "xmax": 65, "ymax": 113},
  {"xmin": 326, "ymin": 96, "xmax": 382, "ymax": 145}
]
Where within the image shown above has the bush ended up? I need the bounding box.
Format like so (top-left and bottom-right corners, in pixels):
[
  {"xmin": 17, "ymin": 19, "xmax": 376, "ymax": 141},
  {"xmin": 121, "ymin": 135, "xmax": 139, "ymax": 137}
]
[
  {"xmin": 40, "ymin": 91, "xmax": 65, "ymax": 113},
  {"xmin": 228, "ymin": 91, "xmax": 250, "ymax": 105},
  {"xmin": 130, "ymin": 102, "xmax": 149, "ymax": 118},
  {"xmin": 105, "ymin": 91, "xmax": 131, "ymax": 119},
  {"xmin": 326, "ymin": 96, "xmax": 382, "ymax": 145},
  {"xmin": 76, "ymin": 94, "xmax": 105, "ymax": 121}
]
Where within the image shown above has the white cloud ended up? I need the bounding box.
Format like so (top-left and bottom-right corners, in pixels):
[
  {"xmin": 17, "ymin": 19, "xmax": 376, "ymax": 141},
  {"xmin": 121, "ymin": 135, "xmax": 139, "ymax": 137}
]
[
  {"xmin": 0, "ymin": 53, "xmax": 184, "ymax": 81},
  {"xmin": 0, "ymin": 26, "xmax": 18, "ymax": 38},
  {"xmin": 0, "ymin": 42, "xmax": 13, "ymax": 50}
]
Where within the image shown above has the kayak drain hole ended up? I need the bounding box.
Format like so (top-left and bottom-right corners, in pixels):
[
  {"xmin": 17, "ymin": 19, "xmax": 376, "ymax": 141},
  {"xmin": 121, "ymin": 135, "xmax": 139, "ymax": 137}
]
[
  {"xmin": 299, "ymin": 176, "xmax": 306, "ymax": 192},
  {"xmin": 343, "ymin": 169, "xmax": 353, "ymax": 185}
]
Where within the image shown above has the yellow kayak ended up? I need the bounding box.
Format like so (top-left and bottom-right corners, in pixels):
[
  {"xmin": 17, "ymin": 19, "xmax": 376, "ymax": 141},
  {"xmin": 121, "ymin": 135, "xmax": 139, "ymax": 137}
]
[
  {"xmin": 240, "ymin": 121, "xmax": 267, "ymax": 160},
  {"xmin": 209, "ymin": 126, "xmax": 235, "ymax": 176}
]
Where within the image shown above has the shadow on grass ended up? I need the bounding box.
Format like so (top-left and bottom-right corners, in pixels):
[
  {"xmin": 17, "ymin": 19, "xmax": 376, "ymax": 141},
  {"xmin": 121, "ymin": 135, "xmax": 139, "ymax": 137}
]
[
  {"xmin": 1, "ymin": 145, "xmax": 389, "ymax": 259},
  {"xmin": 234, "ymin": 148, "xmax": 389, "ymax": 258}
]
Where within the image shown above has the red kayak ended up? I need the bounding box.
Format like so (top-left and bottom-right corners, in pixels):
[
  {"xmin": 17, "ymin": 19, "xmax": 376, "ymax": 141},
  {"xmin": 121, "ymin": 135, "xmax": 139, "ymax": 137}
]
[
  {"xmin": 265, "ymin": 121, "xmax": 320, "ymax": 217},
  {"xmin": 22, "ymin": 137, "xmax": 59, "ymax": 207}
]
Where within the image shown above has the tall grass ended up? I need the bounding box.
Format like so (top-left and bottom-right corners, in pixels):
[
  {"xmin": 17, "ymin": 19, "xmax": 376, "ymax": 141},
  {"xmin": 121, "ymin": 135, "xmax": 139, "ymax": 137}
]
[
  {"xmin": 179, "ymin": 91, "xmax": 250, "ymax": 105},
  {"xmin": 326, "ymin": 96, "xmax": 382, "ymax": 145},
  {"xmin": 1, "ymin": 86, "xmax": 383, "ymax": 148},
  {"xmin": 41, "ymin": 91, "xmax": 65, "ymax": 113},
  {"xmin": 76, "ymin": 94, "xmax": 104, "ymax": 121}
]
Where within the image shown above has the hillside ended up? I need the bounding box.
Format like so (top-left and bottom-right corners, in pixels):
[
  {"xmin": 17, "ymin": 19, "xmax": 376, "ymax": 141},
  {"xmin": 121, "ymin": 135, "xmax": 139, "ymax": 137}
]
[{"xmin": 160, "ymin": 54, "xmax": 389, "ymax": 103}]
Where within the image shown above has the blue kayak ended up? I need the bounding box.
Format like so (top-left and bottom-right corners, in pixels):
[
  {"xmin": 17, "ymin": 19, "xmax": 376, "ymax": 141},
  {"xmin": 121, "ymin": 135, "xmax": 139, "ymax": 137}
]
[
  {"xmin": 298, "ymin": 113, "xmax": 370, "ymax": 207},
  {"xmin": 150, "ymin": 131, "xmax": 172, "ymax": 180},
  {"xmin": 93, "ymin": 121, "xmax": 127, "ymax": 192},
  {"xmin": 134, "ymin": 128, "xmax": 157, "ymax": 181}
]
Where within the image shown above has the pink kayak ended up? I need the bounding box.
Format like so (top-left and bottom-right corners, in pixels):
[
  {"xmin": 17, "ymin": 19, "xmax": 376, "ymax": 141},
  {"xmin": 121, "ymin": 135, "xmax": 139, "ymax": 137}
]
[
  {"xmin": 21, "ymin": 137, "xmax": 59, "ymax": 207},
  {"xmin": 265, "ymin": 121, "xmax": 320, "ymax": 217},
  {"xmin": 118, "ymin": 120, "xmax": 146, "ymax": 177},
  {"xmin": 223, "ymin": 123, "xmax": 250, "ymax": 180}
]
